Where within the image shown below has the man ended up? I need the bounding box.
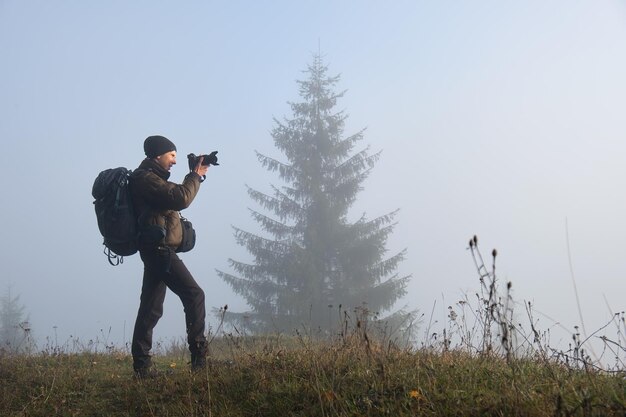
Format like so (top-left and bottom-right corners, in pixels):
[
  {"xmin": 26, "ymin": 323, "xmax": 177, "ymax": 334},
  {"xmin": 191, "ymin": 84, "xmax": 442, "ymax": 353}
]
[{"xmin": 129, "ymin": 135, "xmax": 210, "ymax": 377}]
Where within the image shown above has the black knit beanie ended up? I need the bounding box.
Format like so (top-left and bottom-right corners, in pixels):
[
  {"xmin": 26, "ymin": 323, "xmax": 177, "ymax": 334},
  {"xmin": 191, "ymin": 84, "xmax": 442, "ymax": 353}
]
[{"xmin": 144, "ymin": 135, "xmax": 177, "ymax": 158}]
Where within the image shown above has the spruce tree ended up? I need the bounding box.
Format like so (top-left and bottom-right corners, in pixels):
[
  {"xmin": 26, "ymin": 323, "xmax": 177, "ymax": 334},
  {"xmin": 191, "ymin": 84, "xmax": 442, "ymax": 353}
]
[
  {"xmin": 0, "ymin": 288, "xmax": 30, "ymax": 352},
  {"xmin": 218, "ymin": 55, "xmax": 411, "ymax": 334}
]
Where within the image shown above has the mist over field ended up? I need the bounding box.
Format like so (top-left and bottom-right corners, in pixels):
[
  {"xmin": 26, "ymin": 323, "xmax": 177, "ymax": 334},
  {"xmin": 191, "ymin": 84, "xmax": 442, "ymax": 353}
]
[{"xmin": 1, "ymin": 1, "xmax": 626, "ymax": 359}]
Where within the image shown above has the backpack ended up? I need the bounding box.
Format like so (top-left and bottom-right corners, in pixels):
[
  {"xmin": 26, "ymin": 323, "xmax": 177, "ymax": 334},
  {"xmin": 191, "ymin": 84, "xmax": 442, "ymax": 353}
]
[{"xmin": 92, "ymin": 167, "xmax": 138, "ymax": 265}]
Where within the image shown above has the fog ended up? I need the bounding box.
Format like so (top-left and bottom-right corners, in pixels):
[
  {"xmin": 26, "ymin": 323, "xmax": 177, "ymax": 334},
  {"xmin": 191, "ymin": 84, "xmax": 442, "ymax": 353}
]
[{"xmin": 1, "ymin": 2, "xmax": 625, "ymax": 354}]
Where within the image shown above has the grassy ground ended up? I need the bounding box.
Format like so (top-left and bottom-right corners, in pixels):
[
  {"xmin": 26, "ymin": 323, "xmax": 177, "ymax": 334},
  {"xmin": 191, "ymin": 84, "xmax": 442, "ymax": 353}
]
[
  {"xmin": 4, "ymin": 240, "xmax": 624, "ymax": 416},
  {"xmin": 1, "ymin": 335, "xmax": 625, "ymax": 417}
]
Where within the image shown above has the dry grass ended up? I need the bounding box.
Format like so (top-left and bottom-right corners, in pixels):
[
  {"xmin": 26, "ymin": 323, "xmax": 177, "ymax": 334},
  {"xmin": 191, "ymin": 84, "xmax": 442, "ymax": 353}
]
[
  {"xmin": 2, "ymin": 237, "xmax": 625, "ymax": 416},
  {"xmin": 1, "ymin": 331, "xmax": 625, "ymax": 417}
]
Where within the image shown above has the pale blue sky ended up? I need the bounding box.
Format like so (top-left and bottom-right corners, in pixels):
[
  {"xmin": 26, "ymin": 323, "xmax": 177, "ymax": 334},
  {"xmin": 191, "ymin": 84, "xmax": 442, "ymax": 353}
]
[{"xmin": 1, "ymin": 1, "xmax": 626, "ymax": 355}]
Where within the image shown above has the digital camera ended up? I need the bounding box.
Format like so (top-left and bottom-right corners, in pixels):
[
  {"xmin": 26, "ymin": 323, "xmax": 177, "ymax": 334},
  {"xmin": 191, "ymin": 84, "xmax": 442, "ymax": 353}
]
[{"xmin": 187, "ymin": 151, "xmax": 219, "ymax": 170}]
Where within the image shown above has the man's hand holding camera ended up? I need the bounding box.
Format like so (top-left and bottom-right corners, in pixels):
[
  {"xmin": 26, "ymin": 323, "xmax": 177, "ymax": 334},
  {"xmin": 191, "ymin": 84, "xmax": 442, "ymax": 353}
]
[
  {"xmin": 194, "ymin": 156, "xmax": 209, "ymax": 178},
  {"xmin": 188, "ymin": 151, "xmax": 219, "ymax": 181}
]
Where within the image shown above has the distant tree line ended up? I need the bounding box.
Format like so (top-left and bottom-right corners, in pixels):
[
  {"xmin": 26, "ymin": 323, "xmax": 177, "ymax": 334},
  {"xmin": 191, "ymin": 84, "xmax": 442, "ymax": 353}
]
[{"xmin": 0, "ymin": 287, "xmax": 32, "ymax": 353}]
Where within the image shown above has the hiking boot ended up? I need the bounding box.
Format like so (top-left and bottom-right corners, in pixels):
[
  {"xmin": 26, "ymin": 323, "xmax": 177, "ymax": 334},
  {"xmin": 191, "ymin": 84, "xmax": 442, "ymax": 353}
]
[
  {"xmin": 134, "ymin": 366, "xmax": 160, "ymax": 380},
  {"xmin": 191, "ymin": 353, "xmax": 207, "ymax": 372}
]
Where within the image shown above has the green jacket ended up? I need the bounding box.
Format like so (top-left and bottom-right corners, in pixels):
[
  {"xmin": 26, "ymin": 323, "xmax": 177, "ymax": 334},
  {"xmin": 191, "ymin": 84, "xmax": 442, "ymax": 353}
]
[{"xmin": 130, "ymin": 158, "xmax": 202, "ymax": 249}]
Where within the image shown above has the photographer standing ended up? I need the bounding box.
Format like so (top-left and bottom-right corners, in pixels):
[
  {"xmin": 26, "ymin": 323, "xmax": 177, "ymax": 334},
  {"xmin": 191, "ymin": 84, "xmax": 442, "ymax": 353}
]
[{"xmin": 129, "ymin": 135, "xmax": 212, "ymax": 378}]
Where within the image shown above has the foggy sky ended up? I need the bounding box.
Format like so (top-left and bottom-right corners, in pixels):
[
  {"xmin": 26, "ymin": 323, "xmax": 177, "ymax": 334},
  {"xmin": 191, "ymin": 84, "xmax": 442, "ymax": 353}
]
[{"xmin": 1, "ymin": 1, "xmax": 626, "ymax": 354}]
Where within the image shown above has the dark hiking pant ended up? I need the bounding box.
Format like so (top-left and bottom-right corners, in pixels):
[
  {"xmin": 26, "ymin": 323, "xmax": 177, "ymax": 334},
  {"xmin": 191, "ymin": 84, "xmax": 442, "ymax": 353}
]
[{"xmin": 132, "ymin": 247, "xmax": 207, "ymax": 370}]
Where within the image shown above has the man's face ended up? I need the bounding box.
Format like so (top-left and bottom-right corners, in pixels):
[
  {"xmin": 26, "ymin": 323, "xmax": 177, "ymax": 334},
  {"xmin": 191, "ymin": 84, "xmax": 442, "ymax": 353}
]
[{"xmin": 155, "ymin": 151, "xmax": 177, "ymax": 171}]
